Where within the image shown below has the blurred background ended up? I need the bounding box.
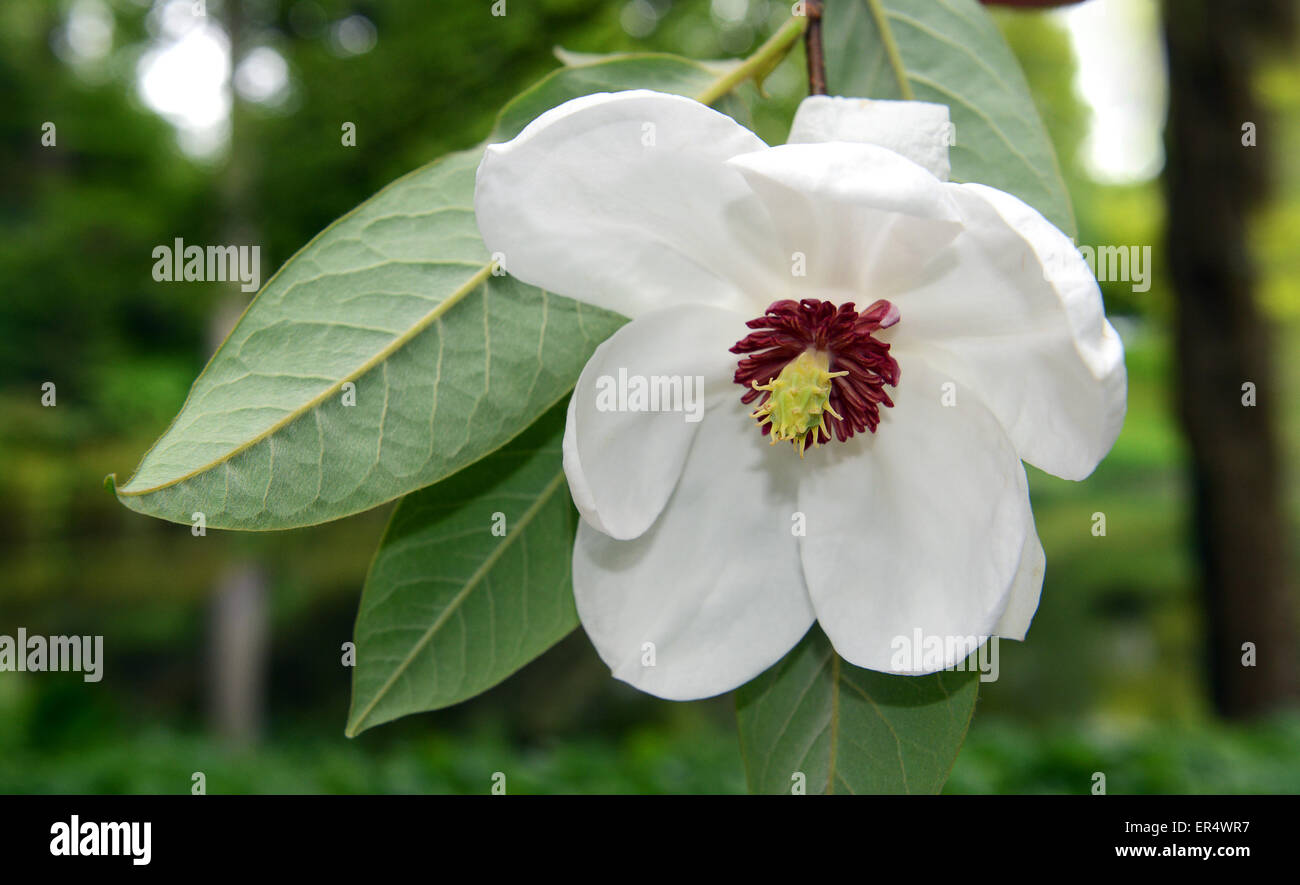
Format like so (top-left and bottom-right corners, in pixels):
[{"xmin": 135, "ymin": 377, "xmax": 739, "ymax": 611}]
[{"xmin": 0, "ymin": 0, "xmax": 1296, "ymax": 794}]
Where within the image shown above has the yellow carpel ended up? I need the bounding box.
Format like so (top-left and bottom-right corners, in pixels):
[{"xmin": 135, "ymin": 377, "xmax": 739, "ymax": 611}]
[{"xmin": 749, "ymin": 349, "xmax": 846, "ymax": 457}]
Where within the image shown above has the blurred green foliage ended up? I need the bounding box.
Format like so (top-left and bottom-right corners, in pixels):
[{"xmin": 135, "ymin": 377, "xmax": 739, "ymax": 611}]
[{"xmin": 0, "ymin": 0, "xmax": 1296, "ymax": 792}]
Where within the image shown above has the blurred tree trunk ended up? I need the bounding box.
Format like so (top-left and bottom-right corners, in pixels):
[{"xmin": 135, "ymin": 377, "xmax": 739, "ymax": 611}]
[
  {"xmin": 209, "ymin": 563, "xmax": 268, "ymax": 746},
  {"xmin": 206, "ymin": 0, "xmax": 270, "ymax": 747},
  {"xmin": 1162, "ymin": 0, "xmax": 1299, "ymax": 717}
]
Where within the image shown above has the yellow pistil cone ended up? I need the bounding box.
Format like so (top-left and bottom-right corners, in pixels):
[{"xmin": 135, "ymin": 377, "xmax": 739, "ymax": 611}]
[{"xmin": 750, "ymin": 350, "xmax": 846, "ymax": 457}]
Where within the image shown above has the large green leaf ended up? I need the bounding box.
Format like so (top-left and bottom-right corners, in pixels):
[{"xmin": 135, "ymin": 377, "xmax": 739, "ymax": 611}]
[
  {"xmin": 110, "ymin": 54, "xmax": 749, "ymax": 531},
  {"xmin": 823, "ymin": 0, "xmax": 1076, "ymax": 236},
  {"xmin": 347, "ymin": 404, "xmax": 575, "ymax": 736},
  {"xmin": 736, "ymin": 627, "xmax": 980, "ymax": 794}
]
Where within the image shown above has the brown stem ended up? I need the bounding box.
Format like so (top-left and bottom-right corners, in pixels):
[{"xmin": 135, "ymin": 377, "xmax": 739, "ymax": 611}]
[{"xmin": 805, "ymin": 0, "xmax": 828, "ymax": 96}]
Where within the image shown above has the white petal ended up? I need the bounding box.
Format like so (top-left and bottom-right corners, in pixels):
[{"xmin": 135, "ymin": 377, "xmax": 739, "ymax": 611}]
[
  {"xmin": 787, "ymin": 96, "xmax": 952, "ymax": 181},
  {"xmin": 726, "ymin": 142, "xmax": 963, "ymax": 302},
  {"xmin": 993, "ymin": 511, "xmax": 1045, "ymax": 641},
  {"xmin": 573, "ymin": 402, "xmax": 814, "ymax": 701},
  {"xmin": 563, "ymin": 304, "xmax": 750, "ymax": 540},
  {"xmin": 475, "ymin": 90, "xmax": 784, "ymax": 318},
  {"xmin": 797, "ymin": 358, "xmax": 1032, "ymax": 675},
  {"xmin": 889, "ymin": 183, "xmax": 1127, "ymax": 480}
]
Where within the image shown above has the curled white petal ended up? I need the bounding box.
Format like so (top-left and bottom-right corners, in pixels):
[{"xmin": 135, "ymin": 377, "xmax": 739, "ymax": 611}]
[
  {"xmin": 993, "ymin": 511, "xmax": 1046, "ymax": 641},
  {"xmin": 890, "ymin": 182, "xmax": 1127, "ymax": 480},
  {"xmin": 475, "ymin": 90, "xmax": 784, "ymax": 319},
  {"xmin": 563, "ymin": 304, "xmax": 748, "ymax": 540},
  {"xmin": 573, "ymin": 407, "xmax": 814, "ymax": 700}
]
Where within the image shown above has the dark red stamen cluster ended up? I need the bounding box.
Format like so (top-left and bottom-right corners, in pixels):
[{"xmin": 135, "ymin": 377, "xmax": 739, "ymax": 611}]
[{"xmin": 730, "ymin": 298, "xmax": 901, "ymax": 444}]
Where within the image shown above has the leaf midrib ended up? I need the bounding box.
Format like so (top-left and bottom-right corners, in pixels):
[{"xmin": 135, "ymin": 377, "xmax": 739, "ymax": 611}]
[
  {"xmin": 117, "ymin": 260, "xmax": 496, "ymax": 496},
  {"xmin": 864, "ymin": 0, "xmax": 915, "ymax": 100}
]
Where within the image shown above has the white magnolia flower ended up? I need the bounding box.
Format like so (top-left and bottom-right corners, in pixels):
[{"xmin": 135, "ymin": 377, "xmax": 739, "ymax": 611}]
[{"xmin": 474, "ymin": 90, "xmax": 1126, "ymax": 700}]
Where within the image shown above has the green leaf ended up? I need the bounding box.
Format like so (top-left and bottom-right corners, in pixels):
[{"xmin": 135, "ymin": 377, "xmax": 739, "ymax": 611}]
[
  {"xmin": 492, "ymin": 53, "xmax": 750, "ymax": 142},
  {"xmin": 823, "ymin": 0, "xmax": 1076, "ymax": 236},
  {"xmin": 553, "ymin": 45, "xmax": 743, "ymax": 80},
  {"xmin": 347, "ymin": 404, "xmax": 575, "ymax": 736},
  {"xmin": 111, "ymin": 54, "xmax": 750, "ymax": 531},
  {"xmin": 736, "ymin": 627, "xmax": 979, "ymax": 794}
]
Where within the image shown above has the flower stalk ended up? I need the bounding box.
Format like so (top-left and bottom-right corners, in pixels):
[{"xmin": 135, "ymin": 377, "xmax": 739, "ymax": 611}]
[{"xmin": 695, "ymin": 13, "xmax": 809, "ymax": 106}]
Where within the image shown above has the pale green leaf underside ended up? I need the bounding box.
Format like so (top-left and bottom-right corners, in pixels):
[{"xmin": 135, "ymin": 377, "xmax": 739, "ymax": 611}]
[
  {"xmin": 347, "ymin": 405, "xmax": 575, "ymax": 735},
  {"xmin": 736, "ymin": 628, "xmax": 979, "ymax": 794},
  {"xmin": 825, "ymin": 0, "xmax": 1076, "ymax": 237},
  {"xmin": 112, "ymin": 55, "xmax": 734, "ymax": 530}
]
